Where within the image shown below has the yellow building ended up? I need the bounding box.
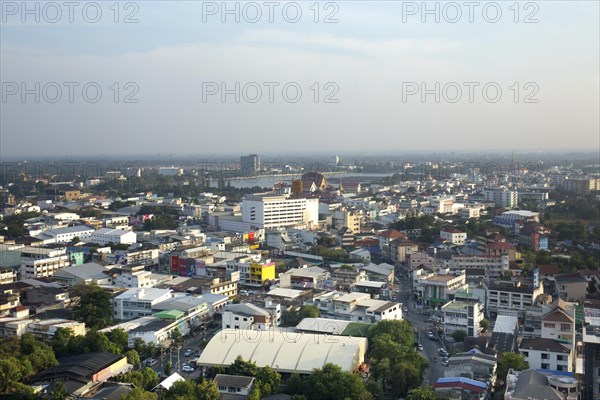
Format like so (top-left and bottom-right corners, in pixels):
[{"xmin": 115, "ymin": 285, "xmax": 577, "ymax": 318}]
[{"xmin": 250, "ymin": 261, "xmax": 275, "ymax": 285}]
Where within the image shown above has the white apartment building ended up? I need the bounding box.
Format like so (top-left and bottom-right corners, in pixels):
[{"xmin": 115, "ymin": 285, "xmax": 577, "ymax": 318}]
[
  {"xmin": 43, "ymin": 225, "xmax": 95, "ymax": 243},
  {"xmin": 222, "ymin": 303, "xmax": 273, "ymax": 330},
  {"xmin": 447, "ymin": 254, "xmax": 509, "ymax": 280},
  {"xmin": 485, "ymin": 281, "xmax": 544, "ymax": 318},
  {"xmin": 113, "ymin": 288, "xmax": 174, "ymax": 321},
  {"xmin": 413, "ymin": 268, "xmax": 468, "ymax": 306},
  {"xmin": 20, "ymin": 246, "xmax": 71, "ymax": 279},
  {"xmin": 519, "ymin": 338, "xmax": 572, "ymax": 372},
  {"xmin": 440, "ymin": 228, "xmax": 467, "ymax": 245},
  {"xmin": 114, "ymin": 267, "xmax": 157, "ymax": 289},
  {"xmin": 88, "ymin": 228, "xmax": 137, "ymax": 246},
  {"xmin": 484, "ymin": 188, "xmax": 518, "ymax": 209},
  {"xmin": 441, "ymin": 300, "xmax": 484, "ymax": 338},
  {"xmin": 241, "ymin": 193, "xmax": 319, "ymax": 229}
]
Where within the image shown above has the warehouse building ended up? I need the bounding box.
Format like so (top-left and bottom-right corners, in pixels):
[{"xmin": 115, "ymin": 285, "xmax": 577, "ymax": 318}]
[{"xmin": 197, "ymin": 328, "xmax": 368, "ymax": 374}]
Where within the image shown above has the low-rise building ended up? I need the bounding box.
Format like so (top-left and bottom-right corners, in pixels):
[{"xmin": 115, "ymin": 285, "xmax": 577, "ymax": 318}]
[
  {"xmin": 113, "ymin": 288, "xmax": 175, "ymax": 321},
  {"xmin": 214, "ymin": 374, "xmax": 255, "ymax": 397},
  {"xmin": 485, "ymin": 280, "xmax": 544, "ymax": 318},
  {"xmin": 518, "ymin": 338, "xmax": 572, "ymax": 372},
  {"xmin": 555, "ymin": 274, "xmax": 587, "ymax": 302},
  {"xmin": 441, "ymin": 300, "xmax": 484, "ymax": 338},
  {"xmin": 504, "ymin": 368, "xmax": 578, "ymax": 400},
  {"xmin": 414, "ymin": 268, "xmax": 468, "ymax": 307},
  {"xmin": 88, "ymin": 228, "xmax": 137, "ymax": 246},
  {"xmin": 20, "ymin": 246, "xmax": 71, "ymax": 279},
  {"xmin": 222, "ymin": 303, "xmax": 274, "ymax": 330},
  {"xmin": 440, "ymin": 228, "xmax": 467, "ymax": 245},
  {"xmin": 279, "ymin": 266, "xmax": 329, "ymax": 290}
]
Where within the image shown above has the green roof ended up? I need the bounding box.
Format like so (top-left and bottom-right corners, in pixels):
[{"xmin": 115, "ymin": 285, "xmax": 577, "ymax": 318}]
[
  {"xmin": 154, "ymin": 310, "xmax": 185, "ymax": 319},
  {"xmin": 341, "ymin": 322, "xmax": 371, "ymax": 337}
]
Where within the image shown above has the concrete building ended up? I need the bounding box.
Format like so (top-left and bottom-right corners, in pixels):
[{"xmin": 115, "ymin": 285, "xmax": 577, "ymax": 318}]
[
  {"xmin": 241, "ymin": 193, "xmax": 319, "ymax": 230},
  {"xmin": 583, "ymin": 300, "xmax": 600, "ymax": 399},
  {"xmin": 518, "ymin": 338, "xmax": 572, "ymax": 372},
  {"xmin": 484, "ymin": 188, "xmax": 518, "ymax": 209},
  {"xmin": 413, "ymin": 269, "xmax": 468, "ymax": 306},
  {"xmin": 555, "ymin": 274, "xmax": 587, "ymax": 302},
  {"xmin": 42, "ymin": 225, "xmax": 95, "ymax": 243},
  {"xmin": 240, "ymin": 154, "xmax": 260, "ymax": 175},
  {"xmin": 114, "ymin": 265, "xmax": 157, "ymax": 289},
  {"xmin": 441, "ymin": 300, "xmax": 484, "ymax": 338},
  {"xmin": 440, "ymin": 228, "xmax": 467, "ymax": 245},
  {"xmin": 112, "ymin": 288, "xmax": 174, "ymax": 321},
  {"xmin": 390, "ymin": 238, "xmax": 418, "ymax": 263},
  {"xmin": 563, "ymin": 177, "xmax": 600, "ymax": 194},
  {"xmin": 226, "ymin": 256, "xmax": 276, "ymax": 286},
  {"xmin": 221, "ymin": 303, "xmax": 273, "ymax": 330},
  {"xmin": 20, "ymin": 246, "xmax": 71, "ymax": 279},
  {"xmin": 27, "ymin": 318, "xmax": 86, "ymax": 339},
  {"xmin": 504, "ymin": 368, "xmax": 578, "ymax": 400},
  {"xmin": 485, "ymin": 280, "xmax": 544, "ymax": 318},
  {"xmin": 53, "ymin": 262, "xmax": 112, "ymax": 286},
  {"xmin": 279, "ymin": 266, "xmax": 329, "ymax": 290},
  {"xmin": 88, "ymin": 228, "xmax": 137, "ymax": 246},
  {"xmin": 448, "ymin": 254, "xmax": 509, "ymax": 281}
]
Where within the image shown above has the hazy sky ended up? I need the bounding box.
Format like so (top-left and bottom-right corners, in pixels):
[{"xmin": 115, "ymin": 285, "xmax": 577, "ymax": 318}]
[{"xmin": 1, "ymin": 1, "xmax": 599, "ymax": 157}]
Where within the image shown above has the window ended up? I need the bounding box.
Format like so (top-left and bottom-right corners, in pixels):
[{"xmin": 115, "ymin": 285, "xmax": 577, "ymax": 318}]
[
  {"xmin": 521, "ymin": 351, "xmax": 529, "ymax": 357},
  {"xmin": 544, "ymin": 323, "xmax": 555, "ymax": 329},
  {"xmin": 541, "ymin": 353, "xmax": 549, "ymax": 360},
  {"xmin": 557, "ymin": 355, "xmax": 565, "ymax": 361},
  {"xmin": 560, "ymin": 324, "xmax": 571, "ymax": 331}
]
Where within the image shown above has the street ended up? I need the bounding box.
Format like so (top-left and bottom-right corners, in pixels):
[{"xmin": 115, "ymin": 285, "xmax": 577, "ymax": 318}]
[{"xmin": 394, "ymin": 267, "xmax": 445, "ymax": 386}]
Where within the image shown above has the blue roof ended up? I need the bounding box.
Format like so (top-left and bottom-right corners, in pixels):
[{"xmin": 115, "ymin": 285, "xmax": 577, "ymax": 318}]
[
  {"xmin": 436, "ymin": 377, "xmax": 487, "ymax": 389},
  {"xmin": 536, "ymin": 369, "xmax": 573, "ymax": 377}
]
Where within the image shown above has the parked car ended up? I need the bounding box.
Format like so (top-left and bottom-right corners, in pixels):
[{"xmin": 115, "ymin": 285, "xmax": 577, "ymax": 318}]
[
  {"xmin": 428, "ymin": 332, "xmax": 436, "ymax": 340},
  {"xmin": 417, "ymin": 343, "xmax": 424, "ymax": 351},
  {"xmin": 146, "ymin": 358, "xmax": 158, "ymax": 367},
  {"xmin": 184, "ymin": 349, "xmax": 192, "ymax": 357},
  {"xmin": 441, "ymin": 360, "xmax": 449, "ymax": 367},
  {"xmin": 182, "ymin": 365, "xmax": 195, "ymax": 373},
  {"xmin": 438, "ymin": 348, "xmax": 449, "ymax": 357}
]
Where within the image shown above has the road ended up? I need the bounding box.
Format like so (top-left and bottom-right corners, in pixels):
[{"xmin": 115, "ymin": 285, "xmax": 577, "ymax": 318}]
[
  {"xmin": 393, "ymin": 267, "xmax": 446, "ymax": 386},
  {"xmin": 149, "ymin": 325, "xmax": 221, "ymax": 379}
]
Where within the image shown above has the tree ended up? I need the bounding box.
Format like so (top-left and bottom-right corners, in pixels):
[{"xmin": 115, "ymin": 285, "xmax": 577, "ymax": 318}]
[
  {"xmin": 133, "ymin": 337, "xmax": 147, "ymax": 357},
  {"xmin": 106, "ymin": 328, "xmax": 129, "ymax": 353},
  {"xmin": 229, "ymin": 356, "xmax": 259, "ymax": 377},
  {"xmin": 140, "ymin": 367, "xmax": 159, "ymax": 390},
  {"xmin": 497, "ymin": 352, "xmax": 529, "ymax": 381},
  {"xmin": 164, "ymin": 361, "xmax": 172, "ymax": 376},
  {"xmin": 303, "ymin": 364, "xmax": 373, "ymax": 400},
  {"xmin": 405, "ymin": 386, "xmax": 438, "ymax": 400},
  {"xmin": 72, "ymin": 284, "xmax": 113, "ymax": 329},
  {"xmin": 50, "ymin": 328, "xmax": 74, "ymax": 358},
  {"xmin": 256, "ymin": 365, "xmax": 281, "ymax": 396},
  {"xmin": 451, "ymin": 330, "xmax": 467, "ymax": 342},
  {"xmin": 480, "ymin": 319, "xmax": 490, "ymax": 332},
  {"xmin": 285, "ymin": 373, "xmax": 305, "ymax": 395},
  {"xmin": 125, "ymin": 350, "xmax": 141, "ymax": 369},
  {"xmin": 0, "ymin": 357, "xmax": 23, "ymax": 394},
  {"xmin": 51, "ymin": 380, "xmax": 67, "ymax": 400},
  {"xmin": 196, "ymin": 379, "xmax": 220, "ymax": 400},
  {"xmin": 247, "ymin": 386, "xmax": 261, "ymax": 400},
  {"xmin": 170, "ymin": 328, "xmax": 184, "ymax": 349},
  {"xmin": 162, "ymin": 379, "xmax": 197, "ymax": 400},
  {"xmin": 122, "ymin": 387, "xmax": 158, "ymax": 400}
]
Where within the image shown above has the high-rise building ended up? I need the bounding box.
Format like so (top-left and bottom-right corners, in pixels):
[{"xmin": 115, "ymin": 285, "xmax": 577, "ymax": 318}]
[
  {"xmin": 240, "ymin": 154, "xmax": 260, "ymax": 176},
  {"xmin": 583, "ymin": 300, "xmax": 600, "ymax": 399},
  {"xmin": 241, "ymin": 193, "xmax": 319, "ymax": 229},
  {"xmin": 483, "ymin": 188, "xmax": 518, "ymax": 209}
]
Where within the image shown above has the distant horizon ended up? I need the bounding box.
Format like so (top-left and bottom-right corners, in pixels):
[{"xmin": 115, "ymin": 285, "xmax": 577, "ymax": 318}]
[{"xmin": 1, "ymin": 149, "xmax": 598, "ymax": 163}]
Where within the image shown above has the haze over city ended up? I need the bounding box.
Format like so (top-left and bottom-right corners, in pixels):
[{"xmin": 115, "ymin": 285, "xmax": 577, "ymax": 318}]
[{"xmin": 1, "ymin": 1, "xmax": 599, "ymax": 157}]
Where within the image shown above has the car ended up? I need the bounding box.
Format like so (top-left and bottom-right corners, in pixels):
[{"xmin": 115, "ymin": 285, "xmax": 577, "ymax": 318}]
[
  {"xmin": 441, "ymin": 360, "xmax": 449, "ymax": 367},
  {"xmin": 182, "ymin": 365, "xmax": 195, "ymax": 373},
  {"xmin": 402, "ymin": 306, "xmax": 408, "ymax": 312},
  {"xmin": 417, "ymin": 344, "xmax": 424, "ymax": 351},
  {"xmin": 194, "ymin": 350, "xmax": 201, "ymax": 357},
  {"xmin": 184, "ymin": 349, "xmax": 192, "ymax": 357},
  {"xmin": 438, "ymin": 348, "xmax": 449, "ymax": 357},
  {"xmin": 428, "ymin": 333, "xmax": 435, "ymax": 340},
  {"xmin": 146, "ymin": 358, "xmax": 158, "ymax": 367}
]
